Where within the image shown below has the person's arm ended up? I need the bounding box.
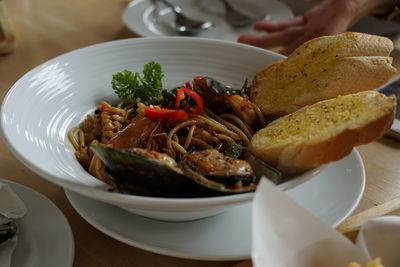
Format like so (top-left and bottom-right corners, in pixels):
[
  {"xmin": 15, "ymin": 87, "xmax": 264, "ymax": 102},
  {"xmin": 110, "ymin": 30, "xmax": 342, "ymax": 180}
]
[{"xmin": 237, "ymin": 0, "xmax": 400, "ymax": 55}]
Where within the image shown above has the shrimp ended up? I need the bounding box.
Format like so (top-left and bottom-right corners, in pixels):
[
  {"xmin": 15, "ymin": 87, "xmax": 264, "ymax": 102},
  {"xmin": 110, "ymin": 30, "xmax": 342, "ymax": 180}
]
[
  {"xmin": 193, "ymin": 76, "xmax": 258, "ymax": 126},
  {"xmin": 223, "ymin": 94, "xmax": 257, "ymax": 126}
]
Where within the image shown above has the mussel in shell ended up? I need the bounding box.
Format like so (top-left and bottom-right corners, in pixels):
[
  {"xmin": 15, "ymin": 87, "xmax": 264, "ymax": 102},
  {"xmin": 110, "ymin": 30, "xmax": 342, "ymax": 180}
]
[
  {"xmin": 181, "ymin": 149, "xmax": 257, "ymax": 192},
  {"xmin": 89, "ymin": 145, "xmax": 282, "ymax": 197}
]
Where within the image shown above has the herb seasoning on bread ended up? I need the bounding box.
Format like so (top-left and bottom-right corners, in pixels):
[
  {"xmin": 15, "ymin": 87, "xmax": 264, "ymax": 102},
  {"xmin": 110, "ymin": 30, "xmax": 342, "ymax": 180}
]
[
  {"xmin": 250, "ymin": 91, "xmax": 396, "ymax": 174},
  {"xmin": 251, "ymin": 32, "xmax": 398, "ymax": 117}
]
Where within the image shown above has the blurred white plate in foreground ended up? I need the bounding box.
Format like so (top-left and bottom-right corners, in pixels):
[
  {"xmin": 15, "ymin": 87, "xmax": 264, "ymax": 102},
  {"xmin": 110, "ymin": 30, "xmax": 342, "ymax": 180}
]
[
  {"xmin": 65, "ymin": 149, "xmax": 365, "ymax": 261},
  {"xmin": 123, "ymin": 0, "xmax": 294, "ymax": 41},
  {"xmin": 0, "ymin": 178, "xmax": 74, "ymax": 267}
]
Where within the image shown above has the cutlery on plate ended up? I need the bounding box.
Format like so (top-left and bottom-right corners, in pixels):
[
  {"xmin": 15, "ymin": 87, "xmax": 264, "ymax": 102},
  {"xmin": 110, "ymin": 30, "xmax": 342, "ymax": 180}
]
[
  {"xmin": 0, "ymin": 219, "xmax": 17, "ymax": 244},
  {"xmin": 0, "ymin": 183, "xmax": 26, "ymax": 245},
  {"xmin": 156, "ymin": 0, "xmax": 214, "ymax": 35},
  {"xmin": 220, "ymin": 0, "xmax": 270, "ymax": 27}
]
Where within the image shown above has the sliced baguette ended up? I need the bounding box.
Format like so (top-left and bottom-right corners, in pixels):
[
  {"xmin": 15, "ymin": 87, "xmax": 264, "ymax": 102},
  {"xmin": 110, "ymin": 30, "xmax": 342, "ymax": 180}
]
[
  {"xmin": 249, "ymin": 91, "xmax": 396, "ymax": 174},
  {"xmin": 251, "ymin": 32, "xmax": 397, "ymax": 117}
]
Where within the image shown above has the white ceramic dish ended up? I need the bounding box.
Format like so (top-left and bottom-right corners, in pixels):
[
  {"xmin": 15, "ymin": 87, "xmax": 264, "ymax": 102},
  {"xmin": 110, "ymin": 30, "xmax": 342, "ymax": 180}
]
[
  {"xmin": 0, "ymin": 37, "xmax": 342, "ymax": 221},
  {"xmin": 122, "ymin": 0, "xmax": 294, "ymax": 42},
  {"xmin": 0, "ymin": 37, "xmax": 277, "ymax": 221},
  {"xmin": 0, "ymin": 178, "xmax": 74, "ymax": 267},
  {"xmin": 65, "ymin": 149, "xmax": 365, "ymax": 260}
]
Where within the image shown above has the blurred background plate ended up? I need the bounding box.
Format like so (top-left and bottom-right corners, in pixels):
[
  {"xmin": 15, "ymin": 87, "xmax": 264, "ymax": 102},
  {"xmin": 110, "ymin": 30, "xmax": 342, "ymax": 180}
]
[
  {"xmin": 122, "ymin": 0, "xmax": 294, "ymax": 41},
  {"xmin": 0, "ymin": 178, "xmax": 74, "ymax": 267}
]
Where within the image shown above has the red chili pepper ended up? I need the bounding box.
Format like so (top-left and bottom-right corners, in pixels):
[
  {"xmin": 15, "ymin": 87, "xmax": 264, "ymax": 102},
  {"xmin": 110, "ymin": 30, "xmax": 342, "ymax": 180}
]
[
  {"xmin": 143, "ymin": 106, "xmax": 189, "ymax": 120},
  {"xmin": 174, "ymin": 87, "xmax": 204, "ymax": 114},
  {"xmin": 174, "ymin": 89, "xmax": 186, "ymax": 110}
]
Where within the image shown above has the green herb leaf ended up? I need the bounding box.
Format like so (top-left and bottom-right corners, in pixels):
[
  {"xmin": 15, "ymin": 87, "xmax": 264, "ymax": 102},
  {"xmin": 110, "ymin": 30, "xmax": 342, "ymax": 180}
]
[
  {"xmin": 224, "ymin": 142, "xmax": 244, "ymax": 158},
  {"xmin": 111, "ymin": 61, "xmax": 164, "ymax": 100},
  {"xmin": 203, "ymin": 76, "xmax": 249, "ymax": 96}
]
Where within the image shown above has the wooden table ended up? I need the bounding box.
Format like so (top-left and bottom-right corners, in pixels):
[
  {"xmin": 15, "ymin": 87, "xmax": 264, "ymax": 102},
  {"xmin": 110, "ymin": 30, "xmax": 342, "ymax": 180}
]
[{"xmin": 0, "ymin": 0, "xmax": 399, "ymax": 266}]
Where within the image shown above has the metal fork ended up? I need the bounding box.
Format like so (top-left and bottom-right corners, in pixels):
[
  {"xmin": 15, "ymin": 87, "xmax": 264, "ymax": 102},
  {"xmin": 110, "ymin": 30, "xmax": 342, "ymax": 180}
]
[{"xmin": 156, "ymin": 0, "xmax": 214, "ymax": 34}]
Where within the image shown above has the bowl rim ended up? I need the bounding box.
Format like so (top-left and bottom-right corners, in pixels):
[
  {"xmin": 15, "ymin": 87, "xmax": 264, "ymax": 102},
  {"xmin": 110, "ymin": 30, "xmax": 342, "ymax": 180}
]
[{"xmin": 0, "ymin": 36, "xmax": 288, "ymax": 210}]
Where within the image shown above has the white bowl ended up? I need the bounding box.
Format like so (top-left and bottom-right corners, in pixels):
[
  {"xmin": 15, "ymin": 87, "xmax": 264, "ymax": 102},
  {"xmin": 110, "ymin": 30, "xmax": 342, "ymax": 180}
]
[{"xmin": 0, "ymin": 37, "xmax": 319, "ymax": 221}]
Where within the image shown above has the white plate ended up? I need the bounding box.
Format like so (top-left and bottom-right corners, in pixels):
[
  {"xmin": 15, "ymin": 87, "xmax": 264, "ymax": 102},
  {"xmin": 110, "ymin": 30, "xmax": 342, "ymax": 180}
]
[
  {"xmin": 65, "ymin": 149, "xmax": 365, "ymax": 261},
  {"xmin": 0, "ymin": 36, "xmax": 360, "ymax": 222},
  {"xmin": 0, "ymin": 178, "xmax": 74, "ymax": 267},
  {"xmin": 0, "ymin": 37, "xmax": 289, "ymax": 221},
  {"xmin": 122, "ymin": 0, "xmax": 294, "ymax": 42}
]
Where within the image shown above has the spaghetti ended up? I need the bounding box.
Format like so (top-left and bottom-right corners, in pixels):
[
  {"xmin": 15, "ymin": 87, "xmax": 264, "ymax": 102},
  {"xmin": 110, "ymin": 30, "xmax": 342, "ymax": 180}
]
[{"xmin": 68, "ymin": 76, "xmax": 265, "ymax": 184}]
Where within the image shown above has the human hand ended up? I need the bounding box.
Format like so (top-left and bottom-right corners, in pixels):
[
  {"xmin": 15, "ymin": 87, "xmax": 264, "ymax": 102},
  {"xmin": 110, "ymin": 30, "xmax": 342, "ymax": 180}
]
[{"xmin": 237, "ymin": 0, "xmax": 379, "ymax": 55}]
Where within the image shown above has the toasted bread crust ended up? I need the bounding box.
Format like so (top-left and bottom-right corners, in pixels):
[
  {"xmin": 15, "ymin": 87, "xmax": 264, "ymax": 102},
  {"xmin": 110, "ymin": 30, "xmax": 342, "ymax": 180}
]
[
  {"xmin": 249, "ymin": 91, "xmax": 396, "ymax": 174},
  {"xmin": 251, "ymin": 32, "xmax": 397, "ymax": 117},
  {"xmin": 292, "ymin": 32, "xmax": 394, "ymax": 59}
]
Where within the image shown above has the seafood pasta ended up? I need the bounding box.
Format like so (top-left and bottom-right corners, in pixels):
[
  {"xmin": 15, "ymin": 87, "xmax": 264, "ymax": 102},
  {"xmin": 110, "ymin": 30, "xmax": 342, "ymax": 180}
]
[
  {"xmin": 68, "ymin": 62, "xmax": 273, "ymax": 197},
  {"xmin": 68, "ymin": 49, "xmax": 396, "ymax": 197}
]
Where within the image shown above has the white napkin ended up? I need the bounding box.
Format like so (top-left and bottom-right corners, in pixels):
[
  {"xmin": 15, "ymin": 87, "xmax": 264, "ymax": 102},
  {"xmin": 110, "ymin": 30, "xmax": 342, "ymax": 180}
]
[
  {"xmin": 0, "ymin": 182, "xmax": 27, "ymax": 267},
  {"xmin": 252, "ymin": 178, "xmax": 400, "ymax": 267},
  {"xmin": 0, "ymin": 184, "xmax": 27, "ymax": 219},
  {"xmin": 356, "ymin": 216, "xmax": 400, "ymax": 267}
]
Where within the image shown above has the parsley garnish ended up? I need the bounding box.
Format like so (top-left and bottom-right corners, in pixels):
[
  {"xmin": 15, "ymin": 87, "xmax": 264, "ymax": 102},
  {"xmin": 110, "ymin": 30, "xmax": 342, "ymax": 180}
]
[
  {"xmin": 111, "ymin": 61, "xmax": 164, "ymax": 100},
  {"xmin": 224, "ymin": 142, "xmax": 244, "ymax": 158}
]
